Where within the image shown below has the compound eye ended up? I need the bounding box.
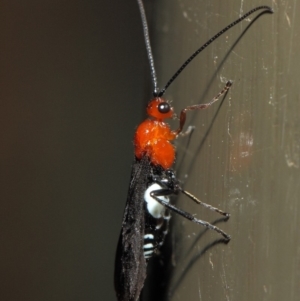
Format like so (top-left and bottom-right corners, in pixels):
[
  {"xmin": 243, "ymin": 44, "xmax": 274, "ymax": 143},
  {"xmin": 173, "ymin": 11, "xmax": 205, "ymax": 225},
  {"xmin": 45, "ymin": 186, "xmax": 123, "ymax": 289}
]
[{"xmin": 158, "ymin": 102, "xmax": 170, "ymax": 114}]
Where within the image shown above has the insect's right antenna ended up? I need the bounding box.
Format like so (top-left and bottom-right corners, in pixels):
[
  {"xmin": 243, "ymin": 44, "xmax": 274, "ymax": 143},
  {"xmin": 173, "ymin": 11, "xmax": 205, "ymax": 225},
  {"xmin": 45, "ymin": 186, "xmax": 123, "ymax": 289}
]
[
  {"xmin": 158, "ymin": 6, "xmax": 273, "ymax": 97},
  {"xmin": 137, "ymin": 0, "xmax": 159, "ymax": 97}
]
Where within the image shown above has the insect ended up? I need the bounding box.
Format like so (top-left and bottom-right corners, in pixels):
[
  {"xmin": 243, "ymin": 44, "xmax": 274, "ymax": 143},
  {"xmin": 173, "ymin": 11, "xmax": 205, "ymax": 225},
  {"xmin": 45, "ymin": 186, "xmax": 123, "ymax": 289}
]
[{"xmin": 114, "ymin": 2, "xmax": 273, "ymax": 301}]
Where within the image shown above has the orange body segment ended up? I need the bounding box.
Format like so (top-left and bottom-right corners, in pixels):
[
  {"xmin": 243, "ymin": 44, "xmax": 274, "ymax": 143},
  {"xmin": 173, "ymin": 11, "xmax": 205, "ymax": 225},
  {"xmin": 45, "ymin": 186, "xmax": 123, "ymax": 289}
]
[
  {"xmin": 134, "ymin": 118, "xmax": 176, "ymax": 169},
  {"xmin": 147, "ymin": 98, "xmax": 173, "ymax": 120}
]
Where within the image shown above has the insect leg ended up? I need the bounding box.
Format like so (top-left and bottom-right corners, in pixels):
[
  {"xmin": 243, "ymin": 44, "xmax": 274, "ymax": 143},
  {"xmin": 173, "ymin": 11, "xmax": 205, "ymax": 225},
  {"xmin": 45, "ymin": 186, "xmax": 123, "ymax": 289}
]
[
  {"xmin": 179, "ymin": 188, "xmax": 230, "ymax": 217},
  {"xmin": 179, "ymin": 125, "xmax": 195, "ymax": 137},
  {"xmin": 174, "ymin": 81, "xmax": 233, "ymax": 136},
  {"xmin": 150, "ymin": 189, "xmax": 231, "ymax": 241}
]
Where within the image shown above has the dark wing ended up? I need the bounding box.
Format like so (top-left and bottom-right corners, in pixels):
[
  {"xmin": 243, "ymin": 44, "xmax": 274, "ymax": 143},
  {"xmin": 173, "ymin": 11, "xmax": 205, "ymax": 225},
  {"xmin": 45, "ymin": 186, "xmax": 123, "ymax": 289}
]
[{"xmin": 114, "ymin": 157, "xmax": 152, "ymax": 301}]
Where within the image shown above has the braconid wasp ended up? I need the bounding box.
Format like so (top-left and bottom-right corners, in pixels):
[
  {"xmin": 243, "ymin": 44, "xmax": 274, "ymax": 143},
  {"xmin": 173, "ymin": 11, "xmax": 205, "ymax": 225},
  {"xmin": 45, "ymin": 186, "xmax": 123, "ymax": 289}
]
[{"xmin": 114, "ymin": 1, "xmax": 273, "ymax": 301}]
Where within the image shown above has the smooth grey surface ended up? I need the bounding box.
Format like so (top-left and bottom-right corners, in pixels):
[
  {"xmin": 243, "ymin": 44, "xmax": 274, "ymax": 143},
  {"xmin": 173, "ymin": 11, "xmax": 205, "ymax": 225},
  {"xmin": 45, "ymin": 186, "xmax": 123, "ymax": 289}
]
[{"xmin": 146, "ymin": 0, "xmax": 300, "ymax": 301}]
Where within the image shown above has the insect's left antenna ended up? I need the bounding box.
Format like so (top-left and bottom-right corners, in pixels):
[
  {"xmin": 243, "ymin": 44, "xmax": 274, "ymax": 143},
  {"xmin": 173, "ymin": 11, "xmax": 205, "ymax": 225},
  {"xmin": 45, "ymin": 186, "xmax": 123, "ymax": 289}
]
[
  {"xmin": 157, "ymin": 5, "xmax": 273, "ymax": 97},
  {"xmin": 137, "ymin": 0, "xmax": 159, "ymax": 96}
]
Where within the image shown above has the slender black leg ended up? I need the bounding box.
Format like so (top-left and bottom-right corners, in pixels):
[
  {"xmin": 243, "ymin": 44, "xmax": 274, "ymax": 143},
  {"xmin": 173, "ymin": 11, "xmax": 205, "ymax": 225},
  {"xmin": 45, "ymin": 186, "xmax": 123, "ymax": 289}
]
[
  {"xmin": 180, "ymin": 189, "xmax": 230, "ymax": 217},
  {"xmin": 150, "ymin": 189, "xmax": 231, "ymax": 241},
  {"xmin": 152, "ymin": 178, "xmax": 230, "ymax": 217}
]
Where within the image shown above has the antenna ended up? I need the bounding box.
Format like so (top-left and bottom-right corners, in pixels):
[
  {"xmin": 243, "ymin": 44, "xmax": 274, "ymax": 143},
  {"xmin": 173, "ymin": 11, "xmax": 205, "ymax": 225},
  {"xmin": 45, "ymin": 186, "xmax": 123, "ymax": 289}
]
[
  {"xmin": 136, "ymin": 1, "xmax": 273, "ymax": 98},
  {"xmin": 157, "ymin": 6, "xmax": 273, "ymax": 97},
  {"xmin": 137, "ymin": 0, "xmax": 159, "ymax": 96}
]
